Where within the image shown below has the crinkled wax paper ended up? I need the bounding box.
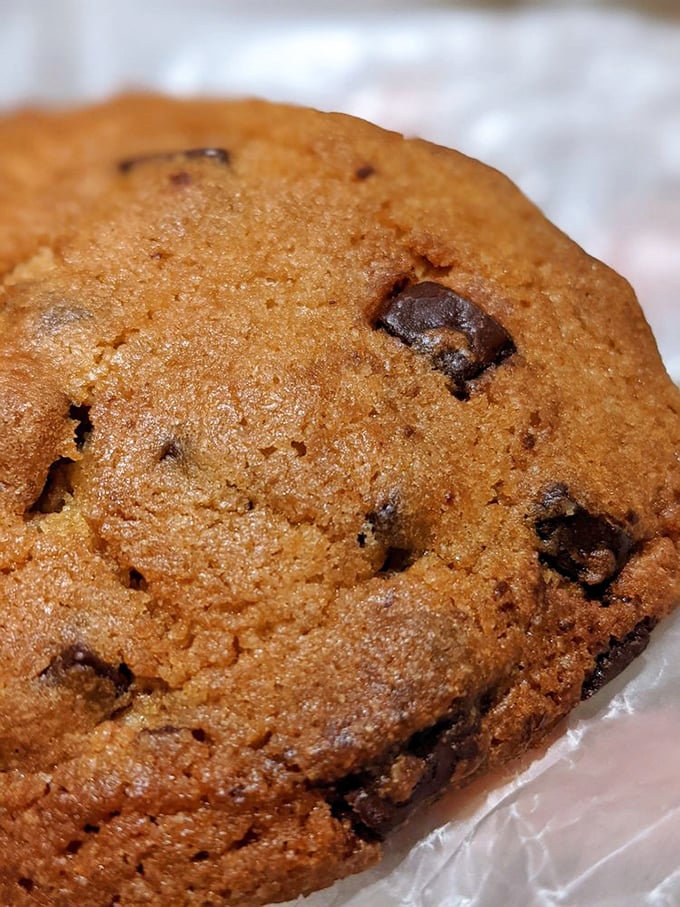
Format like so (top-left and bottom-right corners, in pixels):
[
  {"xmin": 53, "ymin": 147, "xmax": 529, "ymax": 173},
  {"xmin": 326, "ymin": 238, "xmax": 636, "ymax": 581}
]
[{"xmin": 1, "ymin": 2, "xmax": 679, "ymax": 904}]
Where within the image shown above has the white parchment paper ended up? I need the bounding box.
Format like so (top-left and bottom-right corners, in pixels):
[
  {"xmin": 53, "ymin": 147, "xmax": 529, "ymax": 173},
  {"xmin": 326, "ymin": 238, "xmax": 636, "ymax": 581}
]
[{"xmin": 1, "ymin": 3, "xmax": 678, "ymax": 904}]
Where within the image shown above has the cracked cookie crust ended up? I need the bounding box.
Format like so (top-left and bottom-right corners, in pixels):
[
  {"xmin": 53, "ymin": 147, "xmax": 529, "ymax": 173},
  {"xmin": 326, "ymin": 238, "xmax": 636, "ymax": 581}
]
[{"xmin": 0, "ymin": 97, "xmax": 679, "ymax": 906}]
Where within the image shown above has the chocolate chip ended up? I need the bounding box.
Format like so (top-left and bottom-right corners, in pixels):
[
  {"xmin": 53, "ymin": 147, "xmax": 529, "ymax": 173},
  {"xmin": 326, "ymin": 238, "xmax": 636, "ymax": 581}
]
[
  {"xmin": 539, "ymin": 482, "xmax": 571, "ymax": 513},
  {"xmin": 338, "ymin": 710, "xmax": 481, "ymax": 839},
  {"xmin": 355, "ymin": 164, "xmax": 376, "ymax": 180},
  {"xmin": 118, "ymin": 147, "xmax": 231, "ymax": 174},
  {"xmin": 581, "ymin": 617, "xmax": 657, "ymax": 699},
  {"xmin": 376, "ymin": 281, "xmax": 515, "ymax": 398},
  {"xmin": 40, "ymin": 644, "xmax": 133, "ymax": 695},
  {"xmin": 535, "ymin": 485, "xmax": 634, "ymax": 586}
]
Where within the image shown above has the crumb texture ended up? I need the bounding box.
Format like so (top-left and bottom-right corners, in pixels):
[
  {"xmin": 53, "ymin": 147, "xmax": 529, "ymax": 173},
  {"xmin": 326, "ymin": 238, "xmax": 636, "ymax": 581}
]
[{"xmin": 0, "ymin": 96, "xmax": 679, "ymax": 906}]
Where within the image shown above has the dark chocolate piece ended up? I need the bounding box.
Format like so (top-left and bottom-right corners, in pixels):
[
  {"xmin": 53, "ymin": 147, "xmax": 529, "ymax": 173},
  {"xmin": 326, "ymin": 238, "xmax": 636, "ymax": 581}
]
[
  {"xmin": 355, "ymin": 164, "xmax": 375, "ymax": 180},
  {"xmin": 339, "ymin": 710, "xmax": 481, "ymax": 839},
  {"xmin": 118, "ymin": 147, "xmax": 230, "ymax": 174},
  {"xmin": 536, "ymin": 484, "xmax": 633, "ymax": 586},
  {"xmin": 581, "ymin": 617, "xmax": 657, "ymax": 699},
  {"xmin": 40, "ymin": 644, "xmax": 133, "ymax": 695},
  {"xmin": 376, "ymin": 281, "xmax": 515, "ymax": 398}
]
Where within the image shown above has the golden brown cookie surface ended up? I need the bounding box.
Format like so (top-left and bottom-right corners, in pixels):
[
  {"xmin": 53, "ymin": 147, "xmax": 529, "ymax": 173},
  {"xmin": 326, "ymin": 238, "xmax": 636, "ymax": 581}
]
[{"xmin": 1, "ymin": 97, "xmax": 679, "ymax": 906}]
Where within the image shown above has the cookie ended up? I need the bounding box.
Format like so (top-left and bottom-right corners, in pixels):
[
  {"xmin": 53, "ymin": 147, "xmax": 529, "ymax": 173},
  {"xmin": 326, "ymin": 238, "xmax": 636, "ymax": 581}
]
[
  {"xmin": 0, "ymin": 97, "xmax": 678, "ymax": 906},
  {"xmin": 0, "ymin": 96, "xmax": 264, "ymax": 276},
  {"xmin": 0, "ymin": 95, "xmax": 370, "ymax": 279}
]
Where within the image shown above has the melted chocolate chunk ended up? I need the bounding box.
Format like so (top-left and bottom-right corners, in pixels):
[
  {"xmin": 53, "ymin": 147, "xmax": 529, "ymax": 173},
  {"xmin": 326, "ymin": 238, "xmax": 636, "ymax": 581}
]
[
  {"xmin": 535, "ymin": 484, "xmax": 633, "ymax": 586},
  {"xmin": 338, "ymin": 710, "xmax": 481, "ymax": 839},
  {"xmin": 581, "ymin": 617, "xmax": 657, "ymax": 699},
  {"xmin": 118, "ymin": 147, "xmax": 231, "ymax": 173},
  {"xmin": 376, "ymin": 281, "xmax": 515, "ymax": 398},
  {"xmin": 40, "ymin": 644, "xmax": 133, "ymax": 696}
]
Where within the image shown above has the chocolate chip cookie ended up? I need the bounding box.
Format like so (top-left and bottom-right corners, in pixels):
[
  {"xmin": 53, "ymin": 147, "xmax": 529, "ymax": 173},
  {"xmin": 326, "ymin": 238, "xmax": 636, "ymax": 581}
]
[{"xmin": 1, "ymin": 97, "xmax": 678, "ymax": 906}]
